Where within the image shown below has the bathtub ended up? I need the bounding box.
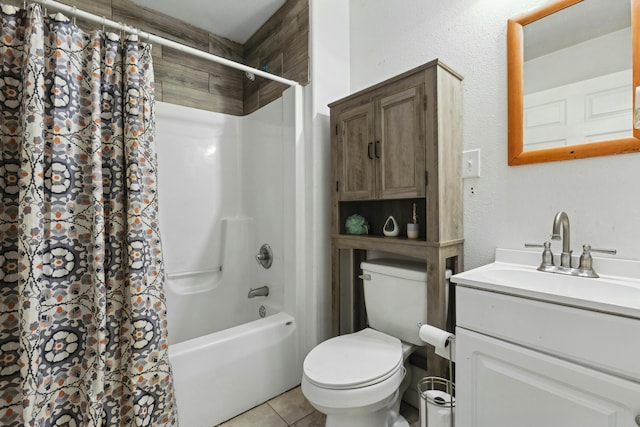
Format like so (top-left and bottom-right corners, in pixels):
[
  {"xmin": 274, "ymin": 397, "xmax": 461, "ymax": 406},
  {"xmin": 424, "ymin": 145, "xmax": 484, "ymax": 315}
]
[
  {"xmin": 163, "ymin": 218, "xmax": 300, "ymax": 425},
  {"xmin": 169, "ymin": 311, "xmax": 300, "ymax": 426},
  {"xmin": 156, "ymin": 97, "xmax": 302, "ymax": 425}
]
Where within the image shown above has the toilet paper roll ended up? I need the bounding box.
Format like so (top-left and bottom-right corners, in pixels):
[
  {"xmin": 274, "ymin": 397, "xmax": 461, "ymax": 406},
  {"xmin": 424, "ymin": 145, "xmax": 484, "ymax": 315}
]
[
  {"xmin": 419, "ymin": 324, "xmax": 455, "ymax": 361},
  {"xmin": 419, "ymin": 324, "xmax": 453, "ymax": 349},
  {"xmin": 426, "ymin": 390, "xmax": 455, "ymax": 427}
]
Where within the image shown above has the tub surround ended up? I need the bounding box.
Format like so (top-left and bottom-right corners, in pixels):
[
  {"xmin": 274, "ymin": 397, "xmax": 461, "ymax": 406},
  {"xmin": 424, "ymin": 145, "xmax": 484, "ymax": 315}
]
[
  {"xmin": 156, "ymin": 97, "xmax": 291, "ymax": 343},
  {"xmin": 156, "ymin": 90, "xmax": 301, "ymax": 424}
]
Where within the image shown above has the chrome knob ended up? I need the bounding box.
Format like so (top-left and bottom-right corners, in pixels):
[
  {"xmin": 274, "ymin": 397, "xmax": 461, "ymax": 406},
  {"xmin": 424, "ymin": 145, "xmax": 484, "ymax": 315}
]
[{"xmin": 255, "ymin": 243, "xmax": 273, "ymax": 269}]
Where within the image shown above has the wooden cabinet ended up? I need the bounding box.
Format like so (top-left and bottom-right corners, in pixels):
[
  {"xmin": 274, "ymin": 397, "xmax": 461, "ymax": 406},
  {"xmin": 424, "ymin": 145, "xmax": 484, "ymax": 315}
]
[
  {"xmin": 330, "ymin": 59, "xmax": 464, "ymax": 378},
  {"xmin": 335, "ymin": 103, "xmax": 375, "ymax": 200},
  {"xmin": 336, "ymin": 85, "xmax": 425, "ymax": 201}
]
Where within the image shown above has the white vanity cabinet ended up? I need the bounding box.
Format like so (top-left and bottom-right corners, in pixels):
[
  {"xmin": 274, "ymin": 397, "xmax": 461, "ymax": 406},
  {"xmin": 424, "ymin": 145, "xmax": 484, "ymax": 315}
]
[{"xmin": 453, "ymin": 253, "xmax": 640, "ymax": 427}]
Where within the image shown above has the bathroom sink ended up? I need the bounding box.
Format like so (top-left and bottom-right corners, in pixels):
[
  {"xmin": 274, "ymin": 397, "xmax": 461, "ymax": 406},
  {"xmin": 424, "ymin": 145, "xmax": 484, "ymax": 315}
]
[{"xmin": 452, "ymin": 249, "xmax": 640, "ymax": 319}]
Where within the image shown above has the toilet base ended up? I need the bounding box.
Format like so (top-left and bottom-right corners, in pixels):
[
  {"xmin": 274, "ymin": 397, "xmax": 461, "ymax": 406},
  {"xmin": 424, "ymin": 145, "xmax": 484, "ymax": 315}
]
[
  {"xmin": 321, "ymin": 388, "xmax": 410, "ymax": 427},
  {"xmin": 323, "ymin": 406, "xmax": 410, "ymax": 427},
  {"xmin": 325, "ymin": 413, "xmax": 409, "ymax": 427},
  {"xmin": 391, "ymin": 416, "xmax": 410, "ymax": 427},
  {"xmin": 325, "ymin": 408, "xmax": 388, "ymax": 427},
  {"xmin": 387, "ymin": 388, "xmax": 410, "ymax": 427}
]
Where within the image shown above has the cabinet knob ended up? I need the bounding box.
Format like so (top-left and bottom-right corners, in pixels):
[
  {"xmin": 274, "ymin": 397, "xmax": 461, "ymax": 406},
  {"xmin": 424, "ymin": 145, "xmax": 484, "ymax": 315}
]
[{"xmin": 368, "ymin": 142, "xmax": 374, "ymax": 159}]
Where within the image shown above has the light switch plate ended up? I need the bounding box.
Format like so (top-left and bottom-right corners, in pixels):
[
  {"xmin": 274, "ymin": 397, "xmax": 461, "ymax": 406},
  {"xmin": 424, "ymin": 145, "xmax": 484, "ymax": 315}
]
[{"xmin": 462, "ymin": 149, "xmax": 480, "ymax": 178}]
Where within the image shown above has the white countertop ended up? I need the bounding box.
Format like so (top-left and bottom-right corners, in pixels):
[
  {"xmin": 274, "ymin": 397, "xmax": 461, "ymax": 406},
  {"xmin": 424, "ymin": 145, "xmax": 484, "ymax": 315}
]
[{"xmin": 451, "ymin": 249, "xmax": 640, "ymax": 319}]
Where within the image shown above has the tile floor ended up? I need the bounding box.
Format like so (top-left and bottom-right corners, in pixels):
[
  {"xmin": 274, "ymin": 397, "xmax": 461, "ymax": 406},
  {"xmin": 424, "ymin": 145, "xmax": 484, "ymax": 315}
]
[{"xmin": 216, "ymin": 385, "xmax": 420, "ymax": 427}]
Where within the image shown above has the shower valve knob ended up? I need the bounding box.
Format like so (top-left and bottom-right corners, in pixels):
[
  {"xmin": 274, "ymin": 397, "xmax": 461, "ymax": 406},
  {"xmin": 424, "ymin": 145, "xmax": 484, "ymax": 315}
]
[{"xmin": 255, "ymin": 243, "xmax": 273, "ymax": 269}]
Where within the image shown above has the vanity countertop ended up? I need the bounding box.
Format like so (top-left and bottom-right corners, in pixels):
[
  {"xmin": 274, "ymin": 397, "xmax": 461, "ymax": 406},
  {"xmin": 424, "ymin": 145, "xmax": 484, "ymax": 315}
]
[{"xmin": 452, "ymin": 249, "xmax": 640, "ymax": 319}]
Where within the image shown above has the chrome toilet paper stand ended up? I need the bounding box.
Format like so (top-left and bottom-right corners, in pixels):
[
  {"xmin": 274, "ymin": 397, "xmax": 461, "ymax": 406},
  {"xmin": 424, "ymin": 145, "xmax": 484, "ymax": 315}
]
[{"xmin": 417, "ymin": 333, "xmax": 455, "ymax": 427}]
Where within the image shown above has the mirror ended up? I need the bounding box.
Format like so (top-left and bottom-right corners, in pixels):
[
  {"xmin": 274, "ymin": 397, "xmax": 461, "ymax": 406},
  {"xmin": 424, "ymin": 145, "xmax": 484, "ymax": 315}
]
[{"xmin": 507, "ymin": 0, "xmax": 640, "ymax": 165}]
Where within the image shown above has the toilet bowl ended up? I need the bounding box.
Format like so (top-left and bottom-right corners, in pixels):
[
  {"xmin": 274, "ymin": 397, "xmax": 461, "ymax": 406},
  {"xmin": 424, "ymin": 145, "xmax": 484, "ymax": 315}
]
[
  {"xmin": 302, "ymin": 328, "xmax": 415, "ymax": 427},
  {"xmin": 302, "ymin": 258, "xmax": 433, "ymax": 426}
]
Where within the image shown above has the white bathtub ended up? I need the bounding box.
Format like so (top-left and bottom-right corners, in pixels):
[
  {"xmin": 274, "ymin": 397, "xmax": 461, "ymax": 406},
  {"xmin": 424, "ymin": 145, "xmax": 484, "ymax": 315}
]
[
  {"xmin": 169, "ymin": 311, "xmax": 300, "ymax": 426},
  {"xmin": 156, "ymin": 96, "xmax": 303, "ymax": 425}
]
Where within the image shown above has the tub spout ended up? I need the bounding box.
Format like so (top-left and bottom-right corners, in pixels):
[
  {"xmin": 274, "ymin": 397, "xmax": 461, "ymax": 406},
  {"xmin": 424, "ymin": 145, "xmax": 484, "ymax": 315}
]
[{"xmin": 248, "ymin": 286, "xmax": 269, "ymax": 298}]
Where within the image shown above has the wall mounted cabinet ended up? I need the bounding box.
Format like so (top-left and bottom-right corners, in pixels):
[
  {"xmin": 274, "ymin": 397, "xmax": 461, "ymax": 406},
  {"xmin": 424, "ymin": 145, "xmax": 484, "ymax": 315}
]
[
  {"xmin": 330, "ymin": 59, "xmax": 463, "ymax": 378},
  {"xmin": 336, "ymin": 85, "xmax": 425, "ymax": 201}
]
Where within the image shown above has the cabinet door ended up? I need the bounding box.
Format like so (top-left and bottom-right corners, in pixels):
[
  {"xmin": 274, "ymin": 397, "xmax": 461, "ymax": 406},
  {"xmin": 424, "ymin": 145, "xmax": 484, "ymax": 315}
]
[
  {"xmin": 377, "ymin": 85, "xmax": 425, "ymax": 199},
  {"xmin": 456, "ymin": 327, "xmax": 640, "ymax": 427},
  {"xmin": 336, "ymin": 103, "xmax": 375, "ymax": 201}
]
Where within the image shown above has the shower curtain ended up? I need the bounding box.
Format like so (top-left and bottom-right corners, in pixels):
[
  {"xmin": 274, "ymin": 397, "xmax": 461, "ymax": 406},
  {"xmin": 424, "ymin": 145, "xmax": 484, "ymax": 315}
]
[{"xmin": 0, "ymin": 4, "xmax": 177, "ymax": 426}]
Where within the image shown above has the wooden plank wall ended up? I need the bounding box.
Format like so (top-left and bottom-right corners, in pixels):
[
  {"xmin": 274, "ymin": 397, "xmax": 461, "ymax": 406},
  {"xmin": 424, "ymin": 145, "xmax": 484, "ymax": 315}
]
[
  {"xmin": 3, "ymin": 0, "xmax": 309, "ymax": 116},
  {"xmin": 243, "ymin": 0, "xmax": 309, "ymax": 115}
]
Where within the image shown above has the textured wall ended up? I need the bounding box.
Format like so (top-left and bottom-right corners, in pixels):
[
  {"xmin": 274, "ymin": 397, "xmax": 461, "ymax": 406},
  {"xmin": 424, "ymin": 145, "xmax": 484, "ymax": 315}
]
[
  {"xmin": 349, "ymin": 0, "xmax": 640, "ymax": 267},
  {"xmin": 7, "ymin": 0, "xmax": 309, "ymax": 115}
]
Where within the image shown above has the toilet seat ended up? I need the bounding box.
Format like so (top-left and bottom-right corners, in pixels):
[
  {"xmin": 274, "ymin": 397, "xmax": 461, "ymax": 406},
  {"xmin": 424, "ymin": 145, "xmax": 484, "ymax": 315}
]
[{"xmin": 303, "ymin": 328, "xmax": 403, "ymax": 390}]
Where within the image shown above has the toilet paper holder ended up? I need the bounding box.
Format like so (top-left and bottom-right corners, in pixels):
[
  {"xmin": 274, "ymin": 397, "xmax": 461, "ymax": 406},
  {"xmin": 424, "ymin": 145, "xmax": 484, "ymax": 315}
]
[
  {"xmin": 417, "ymin": 376, "xmax": 455, "ymax": 427},
  {"xmin": 416, "ymin": 323, "xmax": 456, "ymax": 427},
  {"xmin": 417, "ymin": 322, "xmax": 456, "ymax": 362}
]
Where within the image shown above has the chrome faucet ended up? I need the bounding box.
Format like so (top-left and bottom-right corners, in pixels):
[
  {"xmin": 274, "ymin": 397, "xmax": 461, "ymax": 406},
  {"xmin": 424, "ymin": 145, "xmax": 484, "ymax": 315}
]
[
  {"xmin": 551, "ymin": 211, "xmax": 572, "ymax": 268},
  {"xmin": 524, "ymin": 210, "xmax": 617, "ymax": 278},
  {"xmin": 248, "ymin": 285, "xmax": 269, "ymax": 298}
]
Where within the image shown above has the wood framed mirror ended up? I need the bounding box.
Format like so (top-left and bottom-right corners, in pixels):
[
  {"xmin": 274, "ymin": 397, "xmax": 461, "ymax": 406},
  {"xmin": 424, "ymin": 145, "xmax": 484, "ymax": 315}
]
[{"xmin": 508, "ymin": 0, "xmax": 640, "ymax": 165}]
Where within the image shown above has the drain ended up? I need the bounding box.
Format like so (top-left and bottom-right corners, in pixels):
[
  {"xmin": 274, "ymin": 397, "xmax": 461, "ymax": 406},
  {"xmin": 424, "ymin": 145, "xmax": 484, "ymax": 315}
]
[{"xmin": 259, "ymin": 305, "xmax": 266, "ymax": 318}]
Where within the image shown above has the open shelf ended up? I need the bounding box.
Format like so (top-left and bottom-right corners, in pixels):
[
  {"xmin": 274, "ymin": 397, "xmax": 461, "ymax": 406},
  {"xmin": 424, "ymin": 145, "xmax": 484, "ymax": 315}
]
[
  {"xmin": 339, "ymin": 198, "xmax": 426, "ymax": 239},
  {"xmin": 334, "ymin": 233, "xmax": 464, "ymax": 258}
]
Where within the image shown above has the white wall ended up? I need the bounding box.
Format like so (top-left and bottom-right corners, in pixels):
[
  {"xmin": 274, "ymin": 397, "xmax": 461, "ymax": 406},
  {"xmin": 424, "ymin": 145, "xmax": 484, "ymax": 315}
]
[
  {"xmin": 302, "ymin": 0, "xmax": 351, "ymax": 350},
  {"xmin": 348, "ymin": 0, "xmax": 640, "ymax": 269}
]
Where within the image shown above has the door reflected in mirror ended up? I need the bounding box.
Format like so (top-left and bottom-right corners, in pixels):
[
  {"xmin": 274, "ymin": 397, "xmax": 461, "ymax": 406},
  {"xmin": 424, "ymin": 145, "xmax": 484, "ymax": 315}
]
[{"xmin": 507, "ymin": 0, "xmax": 640, "ymax": 165}]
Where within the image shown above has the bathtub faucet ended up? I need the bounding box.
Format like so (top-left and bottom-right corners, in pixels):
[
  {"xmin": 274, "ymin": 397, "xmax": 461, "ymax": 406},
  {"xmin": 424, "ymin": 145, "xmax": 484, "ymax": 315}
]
[{"xmin": 248, "ymin": 286, "xmax": 269, "ymax": 298}]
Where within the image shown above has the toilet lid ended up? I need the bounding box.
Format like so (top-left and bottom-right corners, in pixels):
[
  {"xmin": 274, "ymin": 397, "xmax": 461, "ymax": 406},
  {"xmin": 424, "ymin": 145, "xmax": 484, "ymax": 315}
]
[{"xmin": 303, "ymin": 328, "xmax": 403, "ymax": 390}]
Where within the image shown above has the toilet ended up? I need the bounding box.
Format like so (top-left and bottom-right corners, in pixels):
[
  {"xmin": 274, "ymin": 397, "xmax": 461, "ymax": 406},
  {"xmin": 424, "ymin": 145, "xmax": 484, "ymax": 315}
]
[{"xmin": 302, "ymin": 258, "xmax": 431, "ymax": 427}]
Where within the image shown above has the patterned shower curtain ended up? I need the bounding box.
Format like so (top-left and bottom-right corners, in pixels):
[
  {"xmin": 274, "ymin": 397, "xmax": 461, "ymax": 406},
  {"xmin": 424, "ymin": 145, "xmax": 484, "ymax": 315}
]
[{"xmin": 0, "ymin": 4, "xmax": 177, "ymax": 426}]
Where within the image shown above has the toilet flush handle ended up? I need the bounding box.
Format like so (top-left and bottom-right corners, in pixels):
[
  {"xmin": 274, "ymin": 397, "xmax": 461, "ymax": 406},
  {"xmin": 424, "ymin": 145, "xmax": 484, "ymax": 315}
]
[{"xmin": 358, "ymin": 274, "xmax": 371, "ymax": 281}]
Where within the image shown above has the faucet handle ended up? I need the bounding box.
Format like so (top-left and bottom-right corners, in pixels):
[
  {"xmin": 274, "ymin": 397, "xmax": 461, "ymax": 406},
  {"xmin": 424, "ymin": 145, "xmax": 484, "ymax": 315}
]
[
  {"xmin": 524, "ymin": 242, "xmax": 545, "ymax": 248},
  {"xmin": 525, "ymin": 241, "xmax": 554, "ymax": 267},
  {"xmin": 585, "ymin": 245, "xmax": 617, "ymax": 256},
  {"xmin": 578, "ymin": 244, "xmax": 617, "ymax": 270}
]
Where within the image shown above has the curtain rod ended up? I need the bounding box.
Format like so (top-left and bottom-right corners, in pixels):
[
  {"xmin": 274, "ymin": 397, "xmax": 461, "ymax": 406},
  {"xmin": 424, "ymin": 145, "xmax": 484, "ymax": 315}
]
[{"xmin": 28, "ymin": 0, "xmax": 299, "ymax": 87}]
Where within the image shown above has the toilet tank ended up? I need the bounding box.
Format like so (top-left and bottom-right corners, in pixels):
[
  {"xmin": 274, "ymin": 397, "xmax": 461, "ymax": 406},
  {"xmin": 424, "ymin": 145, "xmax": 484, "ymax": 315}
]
[{"xmin": 360, "ymin": 258, "xmax": 429, "ymax": 346}]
